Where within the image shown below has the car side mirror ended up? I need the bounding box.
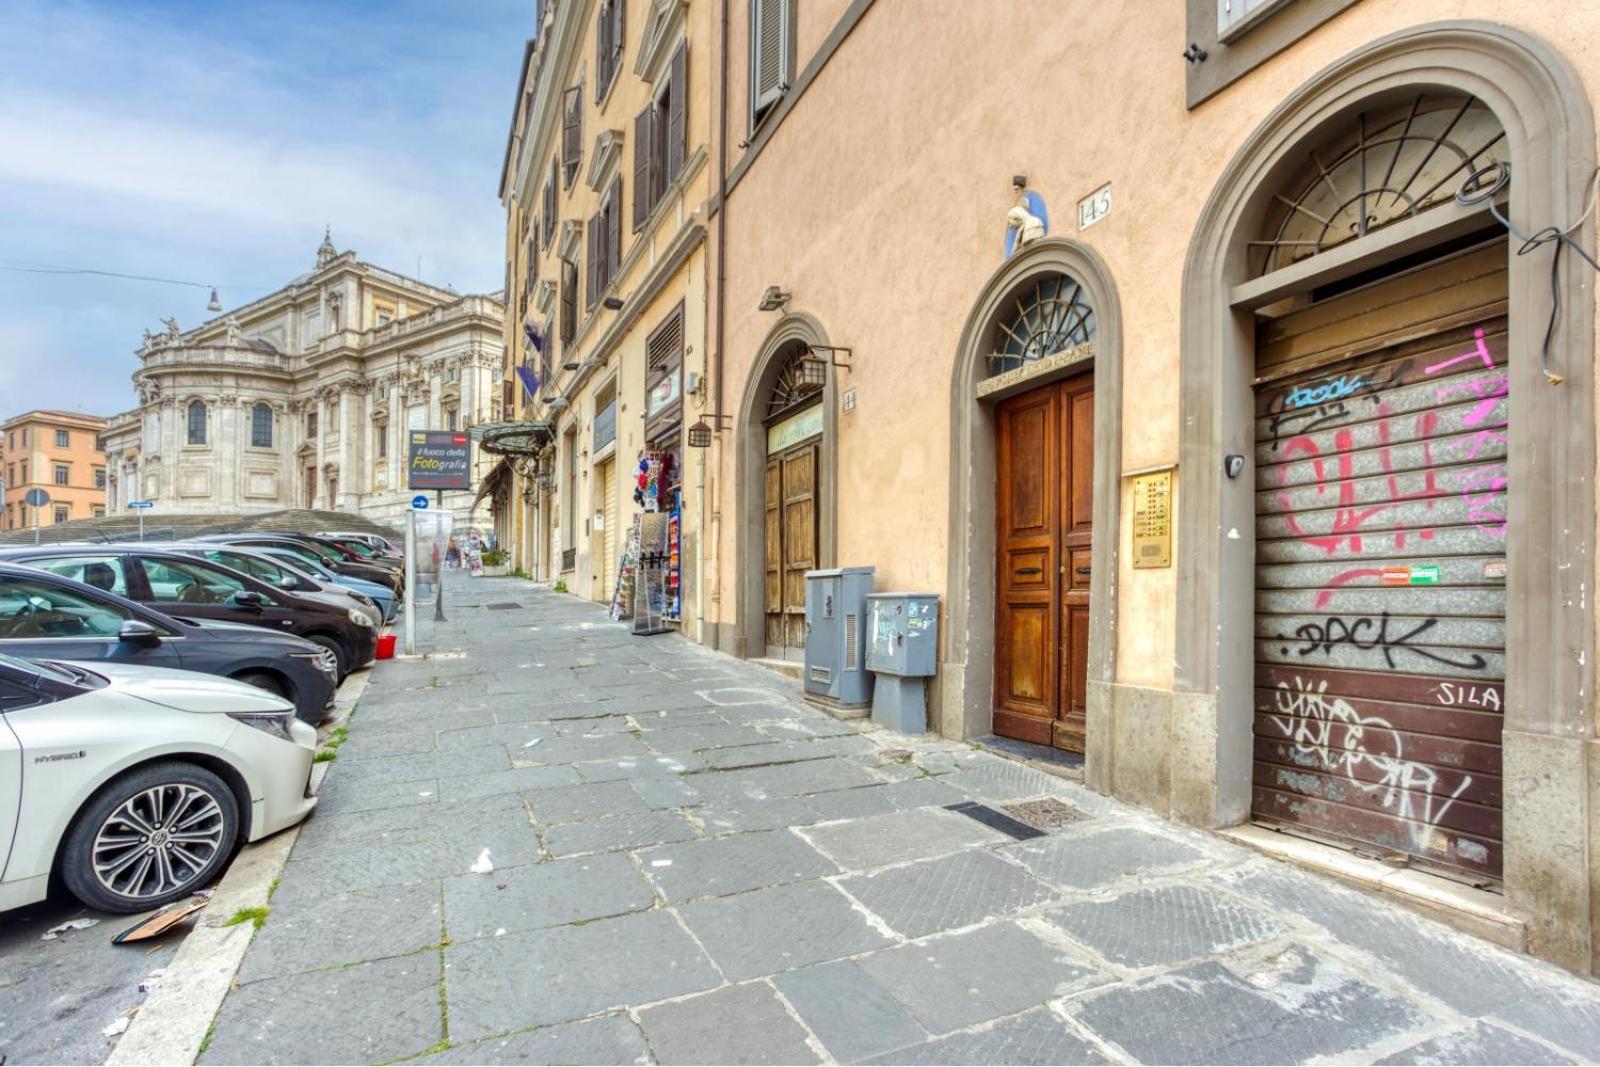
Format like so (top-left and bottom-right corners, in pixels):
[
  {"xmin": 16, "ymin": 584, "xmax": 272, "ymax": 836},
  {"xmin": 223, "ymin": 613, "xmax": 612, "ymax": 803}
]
[
  {"xmin": 118, "ymin": 620, "xmax": 161, "ymax": 646},
  {"xmin": 232, "ymin": 591, "xmax": 266, "ymax": 610}
]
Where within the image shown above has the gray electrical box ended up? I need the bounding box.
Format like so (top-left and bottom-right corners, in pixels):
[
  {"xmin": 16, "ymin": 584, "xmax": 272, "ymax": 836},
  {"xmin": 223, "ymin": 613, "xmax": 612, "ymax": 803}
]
[
  {"xmin": 865, "ymin": 592, "xmax": 939, "ymax": 733},
  {"xmin": 803, "ymin": 567, "xmax": 875, "ymax": 716}
]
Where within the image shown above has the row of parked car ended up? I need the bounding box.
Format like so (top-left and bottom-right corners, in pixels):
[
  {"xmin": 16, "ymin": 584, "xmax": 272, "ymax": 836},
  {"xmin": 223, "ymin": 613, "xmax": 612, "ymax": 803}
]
[{"xmin": 0, "ymin": 530, "xmax": 403, "ymax": 915}]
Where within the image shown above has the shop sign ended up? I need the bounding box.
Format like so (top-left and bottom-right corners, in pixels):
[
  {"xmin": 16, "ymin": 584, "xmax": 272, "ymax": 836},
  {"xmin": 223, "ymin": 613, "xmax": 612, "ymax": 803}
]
[
  {"xmin": 407, "ymin": 431, "xmax": 471, "ymax": 490},
  {"xmin": 767, "ymin": 404, "xmax": 824, "ymax": 455},
  {"xmin": 647, "ymin": 370, "xmax": 681, "ymax": 417},
  {"xmin": 1131, "ymin": 469, "xmax": 1172, "ymax": 569},
  {"xmin": 594, "ymin": 400, "xmax": 617, "ymax": 452}
]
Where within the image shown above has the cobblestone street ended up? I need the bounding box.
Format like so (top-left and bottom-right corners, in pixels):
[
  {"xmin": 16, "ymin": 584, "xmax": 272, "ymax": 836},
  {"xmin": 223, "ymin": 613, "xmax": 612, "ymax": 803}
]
[{"xmin": 195, "ymin": 578, "xmax": 1600, "ymax": 1065}]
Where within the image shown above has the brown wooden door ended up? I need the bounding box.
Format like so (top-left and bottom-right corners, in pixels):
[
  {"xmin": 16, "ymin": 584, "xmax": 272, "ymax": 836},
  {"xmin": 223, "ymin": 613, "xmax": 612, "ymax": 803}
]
[
  {"xmin": 1251, "ymin": 240, "xmax": 1508, "ymax": 884},
  {"xmin": 764, "ymin": 438, "xmax": 819, "ymax": 658},
  {"xmin": 995, "ymin": 373, "xmax": 1094, "ymax": 751}
]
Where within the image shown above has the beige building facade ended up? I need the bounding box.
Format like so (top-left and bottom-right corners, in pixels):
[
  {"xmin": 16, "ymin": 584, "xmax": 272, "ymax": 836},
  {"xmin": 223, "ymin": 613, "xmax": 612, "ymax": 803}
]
[
  {"xmin": 503, "ymin": 0, "xmax": 1600, "ymax": 974},
  {"xmin": 101, "ymin": 234, "xmax": 506, "ymax": 530},
  {"xmin": 493, "ymin": 0, "xmax": 713, "ymax": 635},
  {"xmin": 0, "ymin": 411, "xmax": 108, "ymax": 531}
]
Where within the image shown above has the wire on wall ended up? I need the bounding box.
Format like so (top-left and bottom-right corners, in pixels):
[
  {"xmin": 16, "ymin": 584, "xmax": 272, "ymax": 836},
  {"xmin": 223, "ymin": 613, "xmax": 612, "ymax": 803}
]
[{"xmin": 1457, "ymin": 161, "xmax": 1600, "ymax": 386}]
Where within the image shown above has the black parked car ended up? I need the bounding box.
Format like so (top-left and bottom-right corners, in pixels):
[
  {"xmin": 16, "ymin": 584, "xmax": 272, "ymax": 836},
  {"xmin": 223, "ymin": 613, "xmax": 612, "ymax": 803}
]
[
  {"xmin": 0, "ymin": 546, "xmax": 378, "ymax": 681},
  {"xmin": 0, "ymin": 562, "xmax": 337, "ymax": 723},
  {"xmin": 197, "ymin": 534, "xmax": 402, "ymax": 593}
]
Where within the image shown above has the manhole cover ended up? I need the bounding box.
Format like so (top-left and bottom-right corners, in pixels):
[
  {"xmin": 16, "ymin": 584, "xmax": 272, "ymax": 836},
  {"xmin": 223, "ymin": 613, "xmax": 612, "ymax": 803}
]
[
  {"xmin": 486, "ymin": 602, "xmax": 525, "ymax": 610},
  {"xmin": 1002, "ymin": 797, "xmax": 1089, "ymax": 830}
]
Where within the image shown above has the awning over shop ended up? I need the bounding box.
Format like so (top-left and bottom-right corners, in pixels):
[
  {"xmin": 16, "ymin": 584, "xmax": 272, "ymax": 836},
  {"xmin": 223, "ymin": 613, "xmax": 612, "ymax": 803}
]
[
  {"xmin": 470, "ymin": 419, "xmax": 553, "ymax": 456},
  {"xmin": 472, "ymin": 455, "xmax": 514, "ymax": 511}
]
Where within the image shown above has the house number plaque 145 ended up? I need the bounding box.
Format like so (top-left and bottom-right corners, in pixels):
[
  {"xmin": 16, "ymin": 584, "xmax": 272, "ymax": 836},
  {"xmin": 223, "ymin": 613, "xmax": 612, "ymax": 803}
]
[{"xmin": 1131, "ymin": 470, "xmax": 1172, "ymax": 569}]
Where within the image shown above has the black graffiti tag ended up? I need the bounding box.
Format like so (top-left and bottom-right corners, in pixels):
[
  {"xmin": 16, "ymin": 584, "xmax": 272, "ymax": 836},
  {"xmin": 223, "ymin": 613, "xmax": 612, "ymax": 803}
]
[{"xmin": 1284, "ymin": 612, "xmax": 1488, "ymax": 672}]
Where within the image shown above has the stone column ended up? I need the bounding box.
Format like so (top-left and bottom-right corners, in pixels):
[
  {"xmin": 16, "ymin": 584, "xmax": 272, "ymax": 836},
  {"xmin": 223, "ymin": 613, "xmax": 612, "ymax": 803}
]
[
  {"xmin": 315, "ymin": 395, "xmax": 327, "ymax": 508},
  {"xmin": 337, "ymin": 387, "xmax": 352, "ymax": 509}
]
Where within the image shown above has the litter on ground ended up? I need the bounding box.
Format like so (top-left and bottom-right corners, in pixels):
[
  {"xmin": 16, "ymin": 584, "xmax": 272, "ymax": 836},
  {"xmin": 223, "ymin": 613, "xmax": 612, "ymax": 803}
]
[
  {"xmin": 470, "ymin": 848, "xmax": 495, "ymax": 874},
  {"xmin": 41, "ymin": 917, "xmax": 99, "ymax": 940}
]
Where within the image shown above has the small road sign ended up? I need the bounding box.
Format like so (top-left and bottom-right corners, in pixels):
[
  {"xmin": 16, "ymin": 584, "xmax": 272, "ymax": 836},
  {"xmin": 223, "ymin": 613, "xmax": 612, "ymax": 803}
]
[
  {"xmin": 128, "ymin": 500, "xmax": 155, "ymax": 510},
  {"xmin": 412, "ymin": 495, "xmax": 430, "ymax": 510},
  {"xmin": 23, "ymin": 488, "xmax": 50, "ymax": 508}
]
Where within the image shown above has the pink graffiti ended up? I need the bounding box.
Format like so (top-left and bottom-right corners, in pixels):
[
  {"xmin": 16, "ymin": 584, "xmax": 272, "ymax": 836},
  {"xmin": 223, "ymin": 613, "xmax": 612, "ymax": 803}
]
[
  {"xmin": 1276, "ymin": 415, "xmax": 1440, "ymax": 557},
  {"xmin": 1425, "ymin": 327, "xmax": 1510, "ymax": 537},
  {"xmin": 1313, "ymin": 567, "xmax": 1383, "ymax": 611}
]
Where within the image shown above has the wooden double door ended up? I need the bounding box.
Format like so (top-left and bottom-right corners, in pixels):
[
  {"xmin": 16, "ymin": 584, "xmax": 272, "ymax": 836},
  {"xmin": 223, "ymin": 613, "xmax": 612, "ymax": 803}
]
[
  {"xmin": 995, "ymin": 373, "xmax": 1095, "ymax": 751},
  {"xmin": 764, "ymin": 437, "xmax": 819, "ymax": 659}
]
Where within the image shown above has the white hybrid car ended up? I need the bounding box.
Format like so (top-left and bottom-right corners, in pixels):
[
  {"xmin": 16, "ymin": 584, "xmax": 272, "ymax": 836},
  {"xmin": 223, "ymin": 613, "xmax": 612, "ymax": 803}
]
[{"xmin": 0, "ymin": 652, "xmax": 320, "ymax": 913}]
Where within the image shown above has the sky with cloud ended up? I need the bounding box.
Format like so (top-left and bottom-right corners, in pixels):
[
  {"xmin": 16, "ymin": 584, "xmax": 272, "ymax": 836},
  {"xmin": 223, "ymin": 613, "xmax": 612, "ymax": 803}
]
[{"xmin": 0, "ymin": 0, "xmax": 529, "ymax": 419}]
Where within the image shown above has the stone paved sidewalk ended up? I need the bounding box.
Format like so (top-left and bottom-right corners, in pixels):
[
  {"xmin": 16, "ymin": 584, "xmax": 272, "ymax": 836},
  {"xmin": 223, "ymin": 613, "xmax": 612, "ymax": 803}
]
[{"xmin": 197, "ymin": 578, "xmax": 1600, "ymax": 1065}]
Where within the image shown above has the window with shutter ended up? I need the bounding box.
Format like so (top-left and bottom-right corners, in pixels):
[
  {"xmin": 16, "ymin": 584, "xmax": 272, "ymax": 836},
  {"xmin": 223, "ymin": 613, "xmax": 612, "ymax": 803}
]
[
  {"xmin": 632, "ymin": 104, "xmax": 654, "ymax": 232},
  {"xmin": 543, "ymin": 163, "xmax": 557, "ymax": 244},
  {"xmin": 596, "ymin": 0, "xmax": 627, "ymax": 102},
  {"xmin": 645, "ymin": 302, "xmax": 685, "ymax": 440},
  {"xmin": 560, "ymin": 259, "xmax": 578, "ymax": 345},
  {"xmin": 750, "ymin": 0, "xmax": 790, "ymax": 127},
  {"xmin": 585, "ymin": 214, "xmax": 599, "ymax": 310},
  {"xmin": 666, "ymin": 44, "xmax": 687, "ymax": 185},
  {"xmin": 605, "ymin": 178, "xmax": 621, "ymax": 288},
  {"xmin": 562, "ymin": 84, "xmax": 584, "ymax": 188}
]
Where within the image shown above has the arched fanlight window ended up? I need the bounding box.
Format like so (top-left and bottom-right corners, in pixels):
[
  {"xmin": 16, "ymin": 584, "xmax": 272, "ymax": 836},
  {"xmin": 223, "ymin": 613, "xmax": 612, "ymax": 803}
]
[
  {"xmin": 250, "ymin": 403, "xmax": 273, "ymax": 448},
  {"xmin": 186, "ymin": 400, "xmax": 207, "ymax": 445},
  {"xmin": 1252, "ymin": 93, "xmax": 1506, "ymax": 276},
  {"xmin": 767, "ymin": 343, "xmax": 825, "ymax": 419},
  {"xmin": 987, "ymin": 273, "xmax": 1096, "ymax": 378}
]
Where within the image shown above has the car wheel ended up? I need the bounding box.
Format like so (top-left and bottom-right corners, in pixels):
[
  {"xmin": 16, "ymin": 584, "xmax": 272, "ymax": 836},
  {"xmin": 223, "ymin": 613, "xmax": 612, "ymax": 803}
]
[
  {"xmin": 234, "ymin": 671, "xmax": 288, "ymax": 698},
  {"xmin": 60, "ymin": 762, "xmax": 239, "ymax": 914},
  {"xmin": 304, "ymin": 633, "xmax": 349, "ymax": 680}
]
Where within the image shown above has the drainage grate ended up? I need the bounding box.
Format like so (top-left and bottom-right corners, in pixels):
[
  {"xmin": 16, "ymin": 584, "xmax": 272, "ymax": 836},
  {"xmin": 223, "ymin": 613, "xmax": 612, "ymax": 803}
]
[
  {"xmin": 1002, "ymin": 797, "xmax": 1089, "ymax": 830},
  {"xmin": 486, "ymin": 602, "xmax": 525, "ymax": 610},
  {"xmin": 944, "ymin": 801, "xmax": 1045, "ymax": 841}
]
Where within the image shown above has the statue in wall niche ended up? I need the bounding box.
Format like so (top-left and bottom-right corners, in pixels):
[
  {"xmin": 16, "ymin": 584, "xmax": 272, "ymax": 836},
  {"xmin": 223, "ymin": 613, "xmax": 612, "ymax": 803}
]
[
  {"xmin": 1004, "ymin": 175, "xmax": 1050, "ymax": 260},
  {"xmin": 327, "ymin": 292, "xmax": 343, "ymax": 331}
]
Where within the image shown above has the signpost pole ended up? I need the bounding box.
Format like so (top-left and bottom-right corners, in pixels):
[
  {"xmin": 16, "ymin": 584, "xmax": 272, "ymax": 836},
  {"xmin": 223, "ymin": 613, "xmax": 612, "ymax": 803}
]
[
  {"xmin": 33, "ymin": 506, "xmax": 40, "ymax": 545},
  {"xmin": 434, "ymin": 489, "xmax": 446, "ymax": 622},
  {"xmin": 404, "ymin": 506, "xmax": 417, "ymax": 656},
  {"xmin": 138, "ymin": 509, "xmax": 144, "ymax": 541}
]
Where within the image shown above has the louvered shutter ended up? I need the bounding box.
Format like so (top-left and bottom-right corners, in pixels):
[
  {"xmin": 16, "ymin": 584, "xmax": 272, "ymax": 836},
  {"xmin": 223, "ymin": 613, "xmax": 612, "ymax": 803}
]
[
  {"xmin": 751, "ymin": 0, "xmax": 787, "ymax": 116},
  {"xmin": 606, "ymin": 179, "xmax": 621, "ymax": 285},
  {"xmin": 596, "ymin": 4, "xmax": 608, "ymax": 94},
  {"xmin": 560, "ymin": 260, "xmax": 576, "ymax": 343},
  {"xmin": 585, "ymin": 215, "xmax": 598, "ymax": 310},
  {"xmin": 667, "ymin": 44, "xmax": 687, "ymax": 184},
  {"xmin": 632, "ymin": 104, "xmax": 653, "ymax": 232},
  {"xmin": 562, "ymin": 84, "xmax": 583, "ymax": 186},
  {"xmin": 612, "ymin": 0, "xmax": 626, "ymax": 84}
]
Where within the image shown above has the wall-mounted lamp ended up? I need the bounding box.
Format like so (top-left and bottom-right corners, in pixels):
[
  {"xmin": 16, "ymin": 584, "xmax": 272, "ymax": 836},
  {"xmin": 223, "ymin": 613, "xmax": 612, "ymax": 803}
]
[
  {"xmin": 562, "ymin": 362, "xmax": 580, "ymax": 371},
  {"xmin": 805, "ymin": 344, "xmax": 854, "ymax": 376},
  {"xmin": 1224, "ymin": 453, "xmax": 1246, "ymax": 479},
  {"xmin": 687, "ymin": 414, "xmax": 732, "ymax": 448},
  {"xmin": 758, "ymin": 286, "xmax": 789, "ymax": 312},
  {"xmin": 602, "ymin": 295, "xmax": 624, "ymax": 311}
]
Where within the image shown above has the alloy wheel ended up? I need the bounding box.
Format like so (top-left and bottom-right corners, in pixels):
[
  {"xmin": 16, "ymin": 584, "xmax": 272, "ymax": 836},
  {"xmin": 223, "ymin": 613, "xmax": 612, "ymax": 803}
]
[{"xmin": 91, "ymin": 782, "xmax": 226, "ymax": 901}]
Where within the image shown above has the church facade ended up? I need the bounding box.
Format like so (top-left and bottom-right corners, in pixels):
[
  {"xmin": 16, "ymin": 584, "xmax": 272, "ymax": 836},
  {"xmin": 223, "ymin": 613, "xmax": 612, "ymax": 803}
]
[{"xmin": 101, "ymin": 234, "xmax": 506, "ymax": 530}]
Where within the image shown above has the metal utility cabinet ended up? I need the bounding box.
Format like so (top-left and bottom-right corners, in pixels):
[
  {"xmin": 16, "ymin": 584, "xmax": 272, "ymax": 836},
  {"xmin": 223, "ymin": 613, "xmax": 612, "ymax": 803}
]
[
  {"xmin": 865, "ymin": 592, "xmax": 940, "ymax": 733},
  {"xmin": 803, "ymin": 566, "xmax": 875, "ymax": 717}
]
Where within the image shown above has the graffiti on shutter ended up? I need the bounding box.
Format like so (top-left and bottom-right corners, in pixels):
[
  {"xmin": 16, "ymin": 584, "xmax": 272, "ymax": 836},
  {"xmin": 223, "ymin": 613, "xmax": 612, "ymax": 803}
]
[{"xmin": 1252, "ymin": 254, "xmax": 1509, "ymax": 884}]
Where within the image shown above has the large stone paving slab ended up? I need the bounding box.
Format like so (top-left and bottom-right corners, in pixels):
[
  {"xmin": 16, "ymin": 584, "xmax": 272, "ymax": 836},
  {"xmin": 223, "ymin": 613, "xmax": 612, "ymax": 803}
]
[
  {"xmin": 635, "ymin": 981, "xmax": 822, "ymax": 1065},
  {"xmin": 442, "ymin": 852, "xmax": 654, "ymax": 941},
  {"xmin": 1004, "ymin": 824, "xmax": 1212, "ymax": 890},
  {"xmin": 677, "ymin": 879, "xmax": 893, "ymax": 980},
  {"xmin": 772, "ymin": 958, "xmax": 930, "ymax": 1063},
  {"xmin": 640, "ymin": 829, "xmax": 838, "ymax": 901},
  {"xmin": 1066, "ymin": 948, "xmax": 1434, "ymax": 1064},
  {"xmin": 855, "ymin": 920, "xmax": 1106, "ymax": 1032},
  {"xmin": 541, "ymin": 809, "xmax": 699, "ymax": 857},
  {"xmin": 403, "ymin": 1013, "xmax": 650, "ymax": 1065},
  {"xmin": 839, "ymin": 849, "xmax": 1059, "ymax": 938},
  {"xmin": 862, "ymin": 1007, "xmax": 1112, "ymax": 1066},
  {"xmin": 1047, "ymin": 884, "xmax": 1289, "ymax": 969},
  {"xmin": 239, "ymin": 883, "xmax": 442, "ymax": 983},
  {"xmin": 799, "ymin": 807, "xmax": 1008, "ymax": 870},
  {"xmin": 1374, "ymin": 1020, "xmax": 1579, "ymax": 1065},
  {"xmin": 199, "ymin": 952, "xmax": 442, "ymax": 1065},
  {"xmin": 519, "ymin": 779, "xmax": 648, "ymax": 823},
  {"xmin": 444, "ymin": 909, "xmax": 720, "ymax": 1041}
]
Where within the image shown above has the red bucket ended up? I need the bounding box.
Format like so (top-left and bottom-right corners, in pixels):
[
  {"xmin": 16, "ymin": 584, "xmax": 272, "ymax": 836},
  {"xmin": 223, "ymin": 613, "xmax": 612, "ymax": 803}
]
[{"xmin": 375, "ymin": 633, "xmax": 398, "ymax": 660}]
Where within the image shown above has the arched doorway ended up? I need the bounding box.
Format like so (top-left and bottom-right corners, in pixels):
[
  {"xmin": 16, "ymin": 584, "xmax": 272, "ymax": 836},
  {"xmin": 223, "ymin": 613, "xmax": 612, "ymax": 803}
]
[
  {"xmin": 737, "ymin": 315, "xmax": 838, "ymax": 661},
  {"xmin": 1176, "ymin": 22, "xmax": 1595, "ymax": 960},
  {"xmin": 946, "ymin": 239, "xmax": 1124, "ymax": 749}
]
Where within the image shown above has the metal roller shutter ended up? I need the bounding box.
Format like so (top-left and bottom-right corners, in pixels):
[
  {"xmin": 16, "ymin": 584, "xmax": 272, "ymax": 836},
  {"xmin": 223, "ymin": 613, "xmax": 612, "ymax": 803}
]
[
  {"xmin": 601, "ymin": 459, "xmax": 618, "ymax": 597},
  {"xmin": 1251, "ymin": 239, "xmax": 1509, "ymax": 885}
]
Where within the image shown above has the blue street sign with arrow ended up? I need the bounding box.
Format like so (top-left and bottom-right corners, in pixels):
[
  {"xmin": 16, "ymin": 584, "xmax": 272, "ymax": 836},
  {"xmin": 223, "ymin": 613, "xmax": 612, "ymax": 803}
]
[{"xmin": 412, "ymin": 495, "xmax": 429, "ymax": 510}]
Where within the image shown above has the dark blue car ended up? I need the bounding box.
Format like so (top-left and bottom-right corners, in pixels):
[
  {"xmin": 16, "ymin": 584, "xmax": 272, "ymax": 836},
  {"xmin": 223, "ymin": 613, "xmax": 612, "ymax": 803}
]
[{"xmin": 0, "ymin": 562, "xmax": 337, "ymax": 724}]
